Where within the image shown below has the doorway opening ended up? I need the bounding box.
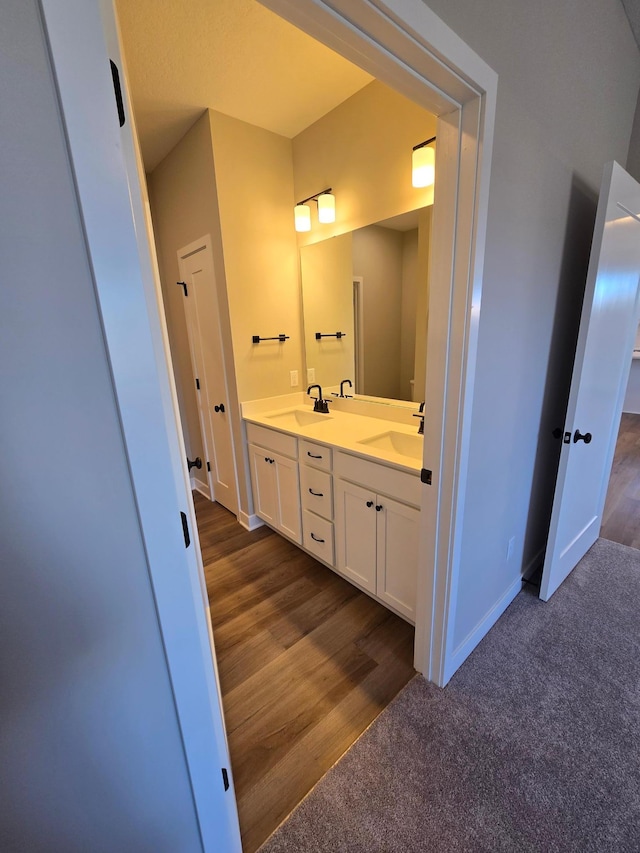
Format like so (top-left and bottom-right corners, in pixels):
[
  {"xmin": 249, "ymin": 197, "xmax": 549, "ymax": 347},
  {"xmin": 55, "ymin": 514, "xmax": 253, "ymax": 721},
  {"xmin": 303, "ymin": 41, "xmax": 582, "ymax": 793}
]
[
  {"xmin": 51, "ymin": 0, "xmax": 496, "ymax": 847},
  {"xmin": 601, "ymin": 335, "xmax": 640, "ymax": 549}
]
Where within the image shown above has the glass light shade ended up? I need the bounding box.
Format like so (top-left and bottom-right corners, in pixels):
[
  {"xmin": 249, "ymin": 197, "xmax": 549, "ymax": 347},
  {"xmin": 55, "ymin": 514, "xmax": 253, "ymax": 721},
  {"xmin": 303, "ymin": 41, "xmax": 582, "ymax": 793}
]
[
  {"xmin": 294, "ymin": 203, "xmax": 311, "ymax": 232},
  {"xmin": 412, "ymin": 145, "xmax": 435, "ymax": 188},
  {"xmin": 317, "ymin": 193, "xmax": 336, "ymax": 224}
]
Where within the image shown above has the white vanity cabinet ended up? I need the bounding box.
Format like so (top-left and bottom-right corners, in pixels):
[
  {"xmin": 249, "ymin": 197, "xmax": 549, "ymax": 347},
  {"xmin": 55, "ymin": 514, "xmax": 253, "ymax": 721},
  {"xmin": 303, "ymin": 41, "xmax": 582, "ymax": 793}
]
[
  {"xmin": 299, "ymin": 440, "xmax": 335, "ymax": 566},
  {"xmin": 334, "ymin": 451, "xmax": 420, "ymax": 622},
  {"xmin": 247, "ymin": 424, "xmax": 301, "ymax": 544},
  {"xmin": 243, "ymin": 412, "xmax": 421, "ymax": 623}
]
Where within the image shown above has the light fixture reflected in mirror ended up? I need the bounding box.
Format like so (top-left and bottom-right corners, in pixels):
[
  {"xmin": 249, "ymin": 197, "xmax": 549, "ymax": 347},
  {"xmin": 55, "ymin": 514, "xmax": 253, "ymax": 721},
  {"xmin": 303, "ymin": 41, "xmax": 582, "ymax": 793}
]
[
  {"xmin": 294, "ymin": 187, "xmax": 335, "ymax": 231},
  {"xmin": 412, "ymin": 136, "xmax": 436, "ymax": 188}
]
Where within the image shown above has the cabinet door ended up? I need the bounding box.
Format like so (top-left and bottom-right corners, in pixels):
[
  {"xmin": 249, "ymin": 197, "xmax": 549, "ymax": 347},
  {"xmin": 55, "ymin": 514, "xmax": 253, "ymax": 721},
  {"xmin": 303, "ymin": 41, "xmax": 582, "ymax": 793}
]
[
  {"xmin": 274, "ymin": 452, "xmax": 302, "ymax": 544},
  {"xmin": 249, "ymin": 444, "xmax": 277, "ymax": 526},
  {"xmin": 335, "ymin": 479, "xmax": 376, "ymax": 594},
  {"xmin": 376, "ymin": 495, "xmax": 420, "ymax": 621}
]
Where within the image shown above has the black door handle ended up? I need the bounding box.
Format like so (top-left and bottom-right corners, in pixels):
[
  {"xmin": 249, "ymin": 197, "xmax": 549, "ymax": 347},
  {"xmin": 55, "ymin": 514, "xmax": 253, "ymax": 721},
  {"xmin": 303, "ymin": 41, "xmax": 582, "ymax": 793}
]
[
  {"xmin": 573, "ymin": 430, "xmax": 592, "ymax": 444},
  {"xmin": 310, "ymin": 533, "xmax": 325, "ymax": 543},
  {"xmin": 376, "ymin": 504, "xmax": 383, "ymax": 511},
  {"xmin": 187, "ymin": 456, "xmax": 202, "ymax": 472},
  {"xmin": 309, "ymin": 489, "xmax": 324, "ymax": 497},
  {"xmin": 214, "ymin": 403, "xmax": 225, "ymax": 413},
  {"xmin": 366, "ymin": 500, "xmax": 374, "ymax": 508}
]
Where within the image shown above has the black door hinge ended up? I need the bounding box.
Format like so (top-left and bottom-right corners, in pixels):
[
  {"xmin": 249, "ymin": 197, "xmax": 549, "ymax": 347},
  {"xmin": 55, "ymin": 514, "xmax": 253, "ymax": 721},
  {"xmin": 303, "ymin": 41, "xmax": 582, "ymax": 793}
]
[
  {"xmin": 421, "ymin": 468, "xmax": 432, "ymax": 485},
  {"xmin": 109, "ymin": 60, "xmax": 125, "ymax": 127},
  {"xmin": 195, "ymin": 377, "xmax": 200, "ymax": 390},
  {"xmin": 180, "ymin": 511, "xmax": 191, "ymax": 548},
  {"xmin": 207, "ymin": 461, "xmax": 211, "ymax": 472},
  {"xmin": 177, "ymin": 281, "xmax": 188, "ymax": 297},
  {"xmin": 222, "ymin": 768, "xmax": 230, "ymax": 791}
]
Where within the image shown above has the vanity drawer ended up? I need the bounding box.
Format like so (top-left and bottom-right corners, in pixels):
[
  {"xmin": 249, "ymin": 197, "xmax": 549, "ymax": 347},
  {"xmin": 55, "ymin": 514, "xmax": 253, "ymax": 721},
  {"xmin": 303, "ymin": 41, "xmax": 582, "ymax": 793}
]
[
  {"xmin": 334, "ymin": 450, "xmax": 421, "ymax": 507},
  {"xmin": 302, "ymin": 509, "xmax": 335, "ymax": 566},
  {"xmin": 300, "ymin": 439, "xmax": 332, "ymax": 472},
  {"xmin": 246, "ymin": 422, "xmax": 298, "ymax": 459},
  {"xmin": 300, "ymin": 466, "xmax": 333, "ymax": 520}
]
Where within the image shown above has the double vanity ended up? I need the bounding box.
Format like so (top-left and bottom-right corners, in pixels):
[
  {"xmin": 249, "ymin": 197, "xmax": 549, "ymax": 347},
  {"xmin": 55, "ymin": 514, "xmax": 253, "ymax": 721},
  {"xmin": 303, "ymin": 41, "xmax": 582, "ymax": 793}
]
[{"xmin": 243, "ymin": 394, "xmax": 424, "ymax": 623}]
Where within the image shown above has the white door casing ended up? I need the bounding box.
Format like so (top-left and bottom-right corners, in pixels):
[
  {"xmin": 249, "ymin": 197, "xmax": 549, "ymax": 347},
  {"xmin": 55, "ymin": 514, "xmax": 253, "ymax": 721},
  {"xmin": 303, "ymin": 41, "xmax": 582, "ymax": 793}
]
[
  {"xmin": 44, "ymin": 0, "xmax": 498, "ymax": 841},
  {"xmin": 540, "ymin": 161, "xmax": 640, "ymax": 601},
  {"xmin": 178, "ymin": 238, "xmax": 239, "ymax": 514},
  {"xmin": 40, "ymin": 1, "xmax": 243, "ymax": 849},
  {"xmin": 261, "ymin": 0, "xmax": 498, "ymax": 684}
]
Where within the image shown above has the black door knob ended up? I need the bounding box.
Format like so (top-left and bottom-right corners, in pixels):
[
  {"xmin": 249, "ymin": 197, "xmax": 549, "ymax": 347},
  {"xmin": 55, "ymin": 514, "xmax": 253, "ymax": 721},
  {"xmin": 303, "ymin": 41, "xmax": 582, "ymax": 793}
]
[
  {"xmin": 376, "ymin": 504, "xmax": 383, "ymax": 512},
  {"xmin": 366, "ymin": 500, "xmax": 374, "ymax": 508},
  {"xmin": 214, "ymin": 403, "xmax": 225, "ymax": 413},
  {"xmin": 573, "ymin": 430, "xmax": 592, "ymax": 444},
  {"xmin": 187, "ymin": 456, "xmax": 202, "ymax": 471}
]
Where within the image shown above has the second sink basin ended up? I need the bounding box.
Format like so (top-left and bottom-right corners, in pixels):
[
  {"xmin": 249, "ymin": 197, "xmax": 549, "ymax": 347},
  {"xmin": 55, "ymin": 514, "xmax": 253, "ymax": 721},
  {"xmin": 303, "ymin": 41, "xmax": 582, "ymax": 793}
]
[
  {"xmin": 266, "ymin": 409, "xmax": 333, "ymax": 429},
  {"xmin": 358, "ymin": 430, "xmax": 423, "ymax": 461}
]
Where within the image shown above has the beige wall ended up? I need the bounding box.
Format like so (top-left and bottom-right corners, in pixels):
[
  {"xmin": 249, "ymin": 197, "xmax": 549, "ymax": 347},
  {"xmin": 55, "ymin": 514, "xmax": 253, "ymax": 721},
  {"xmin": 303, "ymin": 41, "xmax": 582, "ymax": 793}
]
[
  {"xmin": 209, "ymin": 111, "xmax": 304, "ymax": 402},
  {"xmin": 300, "ymin": 234, "xmax": 354, "ymax": 388},
  {"xmin": 352, "ymin": 225, "xmax": 404, "ymax": 399},
  {"xmin": 400, "ymin": 229, "xmax": 419, "ymax": 401},
  {"xmin": 413, "ymin": 207, "xmax": 432, "ymax": 403},
  {"xmin": 292, "ymin": 79, "xmax": 435, "ymax": 247},
  {"xmin": 148, "ymin": 115, "xmax": 212, "ymax": 463},
  {"xmin": 148, "ymin": 111, "xmax": 249, "ymax": 512}
]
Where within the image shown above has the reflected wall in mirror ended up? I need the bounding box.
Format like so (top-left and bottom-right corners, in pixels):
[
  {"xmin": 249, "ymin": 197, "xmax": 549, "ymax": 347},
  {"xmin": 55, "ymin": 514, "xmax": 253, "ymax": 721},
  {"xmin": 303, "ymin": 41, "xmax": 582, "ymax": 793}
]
[{"xmin": 300, "ymin": 206, "xmax": 432, "ymax": 403}]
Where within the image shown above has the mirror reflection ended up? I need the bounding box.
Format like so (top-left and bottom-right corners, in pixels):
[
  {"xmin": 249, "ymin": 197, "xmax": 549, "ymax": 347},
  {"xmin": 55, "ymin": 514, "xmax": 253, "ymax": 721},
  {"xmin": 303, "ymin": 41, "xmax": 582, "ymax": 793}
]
[{"xmin": 300, "ymin": 206, "xmax": 432, "ymax": 403}]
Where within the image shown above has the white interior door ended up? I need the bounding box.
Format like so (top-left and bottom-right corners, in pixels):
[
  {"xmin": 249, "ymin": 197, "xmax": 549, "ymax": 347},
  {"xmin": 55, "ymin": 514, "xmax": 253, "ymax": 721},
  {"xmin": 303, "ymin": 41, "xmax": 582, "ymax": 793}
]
[
  {"xmin": 178, "ymin": 239, "xmax": 238, "ymax": 515},
  {"xmin": 540, "ymin": 161, "xmax": 640, "ymax": 601}
]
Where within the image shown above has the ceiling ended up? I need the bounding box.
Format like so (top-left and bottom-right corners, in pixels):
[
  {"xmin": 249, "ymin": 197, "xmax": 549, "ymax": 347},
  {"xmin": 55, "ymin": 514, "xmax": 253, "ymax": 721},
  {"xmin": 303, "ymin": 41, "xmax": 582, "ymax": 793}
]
[
  {"xmin": 117, "ymin": 0, "xmax": 640, "ymax": 173},
  {"xmin": 115, "ymin": 0, "xmax": 373, "ymax": 172}
]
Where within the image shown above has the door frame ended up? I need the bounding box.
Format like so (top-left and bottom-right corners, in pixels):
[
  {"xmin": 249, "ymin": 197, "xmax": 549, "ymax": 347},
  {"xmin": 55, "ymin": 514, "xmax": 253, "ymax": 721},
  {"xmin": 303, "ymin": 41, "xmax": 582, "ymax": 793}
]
[
  {"xmin": 39, "ymin": 1, "xmax": 242, "ymax": 850},
  {"xmin": 260, "ymin": 0, "xmax": 498, "ymax": 684},
  {"xmin": 177, "ymin": 235, "xmax": 240, "ymax": 513},
  {"xmin": 39, "ymin": 0, "xmax": 497, "ymax": 846}
]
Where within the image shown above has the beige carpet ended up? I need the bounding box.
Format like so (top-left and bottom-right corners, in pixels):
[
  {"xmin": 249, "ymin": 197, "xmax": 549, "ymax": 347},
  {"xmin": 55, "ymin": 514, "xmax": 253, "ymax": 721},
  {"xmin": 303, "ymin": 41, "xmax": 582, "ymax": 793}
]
[{"xmin": 261, "ymin": 538, "xmax": 640, "ymax": 852}]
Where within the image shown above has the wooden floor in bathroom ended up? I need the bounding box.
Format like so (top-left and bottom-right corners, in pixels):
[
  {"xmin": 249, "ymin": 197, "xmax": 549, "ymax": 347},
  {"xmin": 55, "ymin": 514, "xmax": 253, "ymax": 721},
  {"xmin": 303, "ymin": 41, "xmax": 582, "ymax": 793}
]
[
  {"xmin": 194, "ymin": 492, "xmax": 415, "ymax": 853},
  {"xmin": 601, "ymin": 412, "xmax": 640, "ymax": 550}
]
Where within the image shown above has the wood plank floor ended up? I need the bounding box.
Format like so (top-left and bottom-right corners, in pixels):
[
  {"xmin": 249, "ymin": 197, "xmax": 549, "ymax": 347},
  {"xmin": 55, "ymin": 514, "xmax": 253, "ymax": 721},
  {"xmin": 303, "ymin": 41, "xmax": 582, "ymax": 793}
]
[
  {"xmin": 601, "ymin": 412, "xmax": 640, "ymax": 549},
  {"xmin": 193, "ymin": 492, "xmax": 415, "ymax": 853}
]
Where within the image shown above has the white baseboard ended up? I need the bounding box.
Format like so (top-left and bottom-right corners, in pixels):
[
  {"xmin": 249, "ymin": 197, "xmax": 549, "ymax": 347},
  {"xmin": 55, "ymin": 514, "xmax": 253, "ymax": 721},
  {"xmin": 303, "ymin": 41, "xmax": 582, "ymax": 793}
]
[
  {"xmin": 190, "ymin": 476, "xmax": 211, "ymax": 500},
  {"xmin": 445, "ymin": 574, "xmax": 523, "ymax": 683},
  {"xmin": 238, "ymin": 511, "xmax": 263, "ymax": 531}
]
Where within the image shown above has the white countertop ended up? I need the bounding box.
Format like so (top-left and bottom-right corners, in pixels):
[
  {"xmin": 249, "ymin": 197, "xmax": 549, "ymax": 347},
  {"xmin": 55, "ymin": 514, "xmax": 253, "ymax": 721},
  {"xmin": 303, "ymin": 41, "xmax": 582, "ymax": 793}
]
[{"xmin": 242, "ymin": 395, "xmax": 424, "ymax": 474}]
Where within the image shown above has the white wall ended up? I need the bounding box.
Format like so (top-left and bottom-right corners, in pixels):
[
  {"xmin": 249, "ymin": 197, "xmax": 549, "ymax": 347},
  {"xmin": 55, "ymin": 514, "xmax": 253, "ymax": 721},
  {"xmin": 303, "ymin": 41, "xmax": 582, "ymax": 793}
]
[
  {"xmin": 420, "ymin": 0, "xmax": 640, "ymax": 649},
  {"xmin": 0, "ymin": 3, "xmax": 202, "ymax": 848},
  {"xmin": 628, "ymin": 88, "xmax": 640, "ymax": 181}
]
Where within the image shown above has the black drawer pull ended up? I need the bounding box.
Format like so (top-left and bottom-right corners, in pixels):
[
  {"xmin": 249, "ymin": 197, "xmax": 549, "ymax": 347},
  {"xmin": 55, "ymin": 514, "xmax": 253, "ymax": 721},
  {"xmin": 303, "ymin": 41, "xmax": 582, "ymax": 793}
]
[
  {"xmin": 310, "ymin": 533, "xmax": 325, "ymax": 543},
  {"xmin": 307, "ymin": 452, "xmax": 323, "ymax": 459},
  {"xmin": 309, "ymin": 488, "xmax": 324, "ymax": 497}
]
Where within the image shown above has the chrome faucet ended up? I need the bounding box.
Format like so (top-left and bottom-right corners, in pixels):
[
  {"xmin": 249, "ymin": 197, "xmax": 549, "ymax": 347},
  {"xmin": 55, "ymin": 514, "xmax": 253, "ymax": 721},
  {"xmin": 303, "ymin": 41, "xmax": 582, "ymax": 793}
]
[
  {"xmin": 307, "ymin": 383, "xmax": 330, "ymax": 414},
  {"xmin": 413, "ymin": 400, "xmax": 425, "ymax": 434}
]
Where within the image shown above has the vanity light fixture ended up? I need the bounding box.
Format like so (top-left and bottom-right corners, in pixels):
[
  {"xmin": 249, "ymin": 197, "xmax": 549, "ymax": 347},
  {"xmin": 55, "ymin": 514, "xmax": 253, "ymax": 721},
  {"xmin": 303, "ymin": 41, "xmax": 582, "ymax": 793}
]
[
  {"xmin": 294, "ymin": 203, "xmax": 311, "ymax": 232},
  {"xmin": 412, "ymin": 136, "xmax": 436, "ymax": 188},
  {"xmin": 294, "ymin": 187, "xmax": 335, "ymax": 232}
]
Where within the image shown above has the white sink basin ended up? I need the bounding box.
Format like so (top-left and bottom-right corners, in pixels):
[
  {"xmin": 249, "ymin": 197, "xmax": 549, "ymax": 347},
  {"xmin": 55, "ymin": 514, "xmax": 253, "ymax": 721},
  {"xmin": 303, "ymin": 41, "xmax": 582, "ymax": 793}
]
[
  {"xmin": 358, "ymin": 430, "xmax": 423, "ymax": 460},
  {"xmin": 266, "ymin": 409, "xmax": 333, "ymax": 428}
]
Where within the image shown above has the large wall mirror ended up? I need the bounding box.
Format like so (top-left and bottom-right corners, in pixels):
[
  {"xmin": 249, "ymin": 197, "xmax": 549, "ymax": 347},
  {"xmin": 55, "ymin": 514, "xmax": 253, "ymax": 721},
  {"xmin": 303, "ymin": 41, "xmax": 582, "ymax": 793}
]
[{"xmin": 300, "ymin": 205, "xmax": 432, "ymax": 404}]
